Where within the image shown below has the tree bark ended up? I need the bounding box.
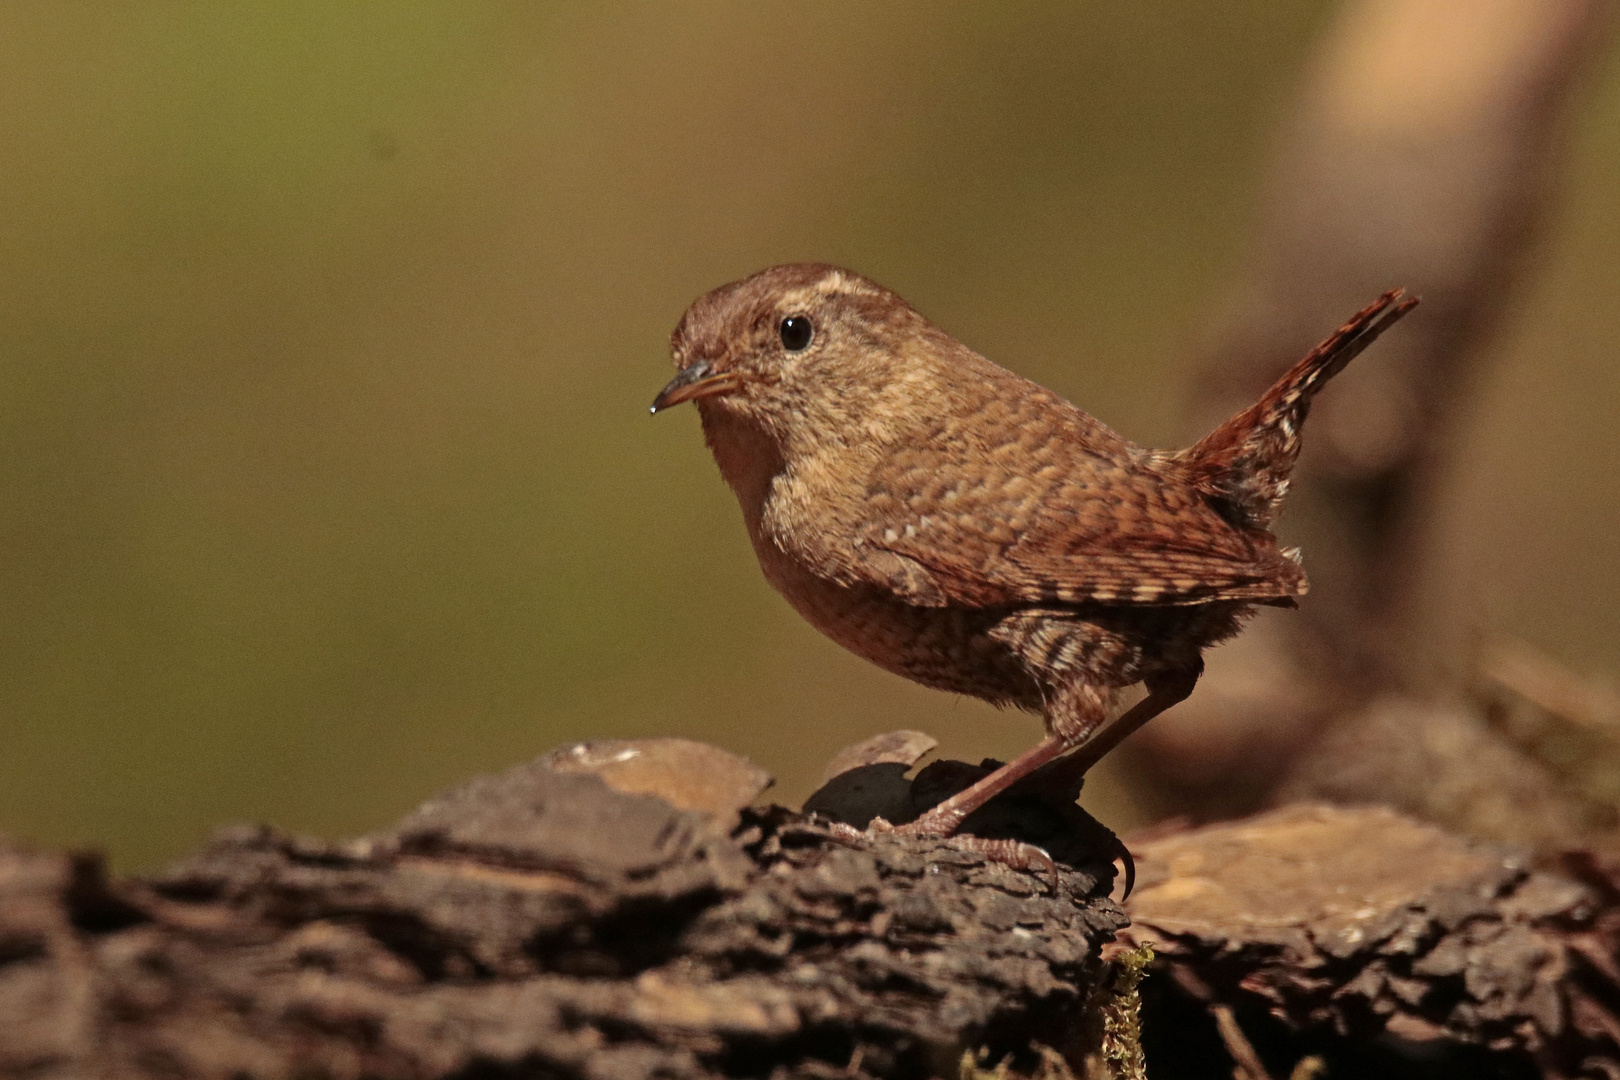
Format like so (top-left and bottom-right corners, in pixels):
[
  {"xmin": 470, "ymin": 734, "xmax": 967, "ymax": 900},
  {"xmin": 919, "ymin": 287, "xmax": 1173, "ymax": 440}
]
[
  {"xmin": 0, "ymin": 739, "xmax": 1127, "ymax": 1080},
  {"xmin": 4, "ymin": 736, "xmax": 1618, "ymax": 1079}
]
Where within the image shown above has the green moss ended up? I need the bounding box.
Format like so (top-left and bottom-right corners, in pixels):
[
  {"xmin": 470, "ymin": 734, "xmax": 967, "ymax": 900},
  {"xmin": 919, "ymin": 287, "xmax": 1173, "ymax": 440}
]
[
  {"xmin": 1088, "ymin": 942, "xmax": 1152, "ymax": 1080},
  {"xmin": 958, "ymin": 941, "xmax": 1154, "ymax": 1080}
]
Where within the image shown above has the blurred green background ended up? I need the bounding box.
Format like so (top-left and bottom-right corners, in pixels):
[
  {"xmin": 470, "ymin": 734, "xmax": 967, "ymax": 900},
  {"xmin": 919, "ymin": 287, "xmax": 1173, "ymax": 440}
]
[{"xmin": 2, "ymin": 3, "xmax": 1616, "ymax": 871}]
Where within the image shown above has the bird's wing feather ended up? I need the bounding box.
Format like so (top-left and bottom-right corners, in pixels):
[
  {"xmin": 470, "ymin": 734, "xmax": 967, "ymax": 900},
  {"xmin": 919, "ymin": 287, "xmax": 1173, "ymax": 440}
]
[{"xmin": 828, "ymin": 435, "xmax": 1305, "ymax": 609}]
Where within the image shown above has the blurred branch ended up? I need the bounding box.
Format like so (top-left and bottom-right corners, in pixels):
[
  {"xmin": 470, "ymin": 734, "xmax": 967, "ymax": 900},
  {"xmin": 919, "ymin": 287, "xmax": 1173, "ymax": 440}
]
[
  {"xmin": 1479, "ymin": 636, "xmax": 1620, "ymax": 809},
  {"xmin": 1185, "ymin": 0, "xmax": 1607, "ymax": 686},
  {"xmin": 1126, "ymin": 0, "xmax": 1612, "ymax": 819}
]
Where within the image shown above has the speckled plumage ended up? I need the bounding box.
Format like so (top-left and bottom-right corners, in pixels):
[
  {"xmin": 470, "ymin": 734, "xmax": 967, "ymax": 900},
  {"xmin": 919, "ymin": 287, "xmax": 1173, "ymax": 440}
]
[{"xmin": 655, "ymin": 264, "xmax": 1415, "ymax": 836}]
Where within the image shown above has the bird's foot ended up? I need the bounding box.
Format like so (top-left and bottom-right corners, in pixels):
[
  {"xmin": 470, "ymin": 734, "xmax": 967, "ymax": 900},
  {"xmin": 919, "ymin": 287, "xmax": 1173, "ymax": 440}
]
[
  {"xmin": 824, "ymin": 821, "xmax": 868, "ymax": 845},
  {"xmin": 948, "ymin": 835, "xmax": 1062, "ymax": 890},
  {"xmin": 863, "ymin": 815, "xmax": 1062, "ymax": 892}
]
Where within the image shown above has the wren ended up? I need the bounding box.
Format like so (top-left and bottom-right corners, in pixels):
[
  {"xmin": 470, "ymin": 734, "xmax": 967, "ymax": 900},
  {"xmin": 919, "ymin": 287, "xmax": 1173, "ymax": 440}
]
[{"xmin": 653, "ymin": 264, "xmax": 1415, "ymax": 840}]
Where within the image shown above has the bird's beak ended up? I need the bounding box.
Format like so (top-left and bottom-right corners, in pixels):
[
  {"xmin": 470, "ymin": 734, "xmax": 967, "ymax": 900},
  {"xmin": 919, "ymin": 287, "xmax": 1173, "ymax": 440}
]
[{"xmin": 650, "ymin": 361, "xmax": 743, "ymax": 414}]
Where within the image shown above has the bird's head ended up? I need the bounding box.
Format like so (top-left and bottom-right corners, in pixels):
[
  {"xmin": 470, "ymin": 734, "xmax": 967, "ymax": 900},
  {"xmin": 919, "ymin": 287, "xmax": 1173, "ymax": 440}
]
[{"xmin": 652, "ymin": 263, "xmax": 939, "ymax": 448}]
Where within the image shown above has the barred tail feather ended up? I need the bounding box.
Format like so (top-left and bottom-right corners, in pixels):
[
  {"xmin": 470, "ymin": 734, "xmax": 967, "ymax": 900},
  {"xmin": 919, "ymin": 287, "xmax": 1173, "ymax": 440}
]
[{"xmin": 1180, "ymin": 288, "xmax": 1418, "ymax": 529}]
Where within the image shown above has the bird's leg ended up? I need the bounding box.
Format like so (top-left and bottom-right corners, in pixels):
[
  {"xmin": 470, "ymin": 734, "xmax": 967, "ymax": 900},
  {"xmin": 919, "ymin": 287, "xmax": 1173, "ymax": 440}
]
[
  {"xmin": 873, "ymin": 666, "xmax": 1201, "ymax": 891},
  {"xmin": 869, "ymin": 731, "xmax": 1076, "ymax": 891},
  {"xmin": 889, "ymin": 663, "xmax": 1203, "ymax": 839},
  {"xmin": 1036, "ymin": 661, "xmax": 1203, "ymax": 796},
  {"xmin": 870, "ymin": 686, "xmax": 1108, "ymax": 892},
  {"xmin": 889, "ymin": 731, "xmax": 1080, "ymax": 838},
  {"xmin": 893, "ymin": 683, "xmax": 1112, "ymax": 839}
]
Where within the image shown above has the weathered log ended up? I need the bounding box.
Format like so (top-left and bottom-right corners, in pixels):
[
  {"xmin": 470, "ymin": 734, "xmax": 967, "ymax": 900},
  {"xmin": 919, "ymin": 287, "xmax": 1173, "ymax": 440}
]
[
  {"xmin": 0, "ymin": 738, "xmax": 1126, "ymax": 1080},
  {"xmin": 1125, "ymin": 803, "xmax": 1620, "ymax": 1080},
  {"xmin": 5, "ymin": 737, "xmax": 1618, "ymax": 1079}
]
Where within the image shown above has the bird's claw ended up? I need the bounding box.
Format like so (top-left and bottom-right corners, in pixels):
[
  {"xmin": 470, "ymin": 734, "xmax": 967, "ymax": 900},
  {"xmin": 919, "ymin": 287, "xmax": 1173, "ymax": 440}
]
[
  {"xmin": 943, "ymin": 835, "xmax": 1063, "ymax": 894},
  {"xmin": 833, "ymin": 815, "xmax": 1062, "ymax": 894},
  {"xmin": 1109, "ymin": 835, "xmax": 1136, "ymax": 901},
  {"xmin": 824, "ymin": 820, "xmax": 869, "ymax": 844}
]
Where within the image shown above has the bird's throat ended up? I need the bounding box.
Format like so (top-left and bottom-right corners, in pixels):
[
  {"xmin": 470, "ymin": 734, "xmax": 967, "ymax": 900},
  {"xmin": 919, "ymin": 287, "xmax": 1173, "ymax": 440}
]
[{"xmin": 698, "ymin": 404, "xmax": 786, "ymax": 534}]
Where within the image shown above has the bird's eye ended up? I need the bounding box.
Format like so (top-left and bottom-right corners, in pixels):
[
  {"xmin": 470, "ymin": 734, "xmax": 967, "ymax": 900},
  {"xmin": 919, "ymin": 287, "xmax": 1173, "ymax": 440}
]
[{"xmin": 779, "ymin": 315, "xmax": 814, "ymax": 352}]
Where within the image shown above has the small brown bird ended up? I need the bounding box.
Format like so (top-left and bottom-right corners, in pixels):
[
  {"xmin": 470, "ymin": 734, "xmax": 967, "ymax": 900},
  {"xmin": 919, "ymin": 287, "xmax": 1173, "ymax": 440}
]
[{"xmin": 653, "ymin": 264, "xmax": 1415, "ymax": 841}]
